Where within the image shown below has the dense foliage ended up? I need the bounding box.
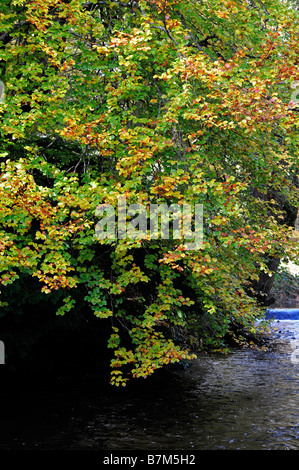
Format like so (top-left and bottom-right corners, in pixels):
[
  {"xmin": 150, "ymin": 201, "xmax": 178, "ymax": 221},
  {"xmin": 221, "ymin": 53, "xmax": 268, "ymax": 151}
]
[{"xmin": 0, "ymin": 0, "xmax": 298, "ymax": 385}]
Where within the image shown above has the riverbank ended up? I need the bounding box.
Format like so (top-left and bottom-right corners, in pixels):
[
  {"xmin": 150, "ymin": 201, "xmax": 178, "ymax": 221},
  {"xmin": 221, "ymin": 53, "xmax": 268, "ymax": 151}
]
[{"xmin": 269, "ymin": 261, "xmax": 299, "ymax": 309}]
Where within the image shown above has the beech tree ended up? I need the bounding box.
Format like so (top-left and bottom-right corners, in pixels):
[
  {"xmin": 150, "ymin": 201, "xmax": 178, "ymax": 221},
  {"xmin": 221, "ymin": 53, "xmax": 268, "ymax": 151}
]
[{"xmin": 0, "ymin": 0, "xmax": 298, "ymax": 385}]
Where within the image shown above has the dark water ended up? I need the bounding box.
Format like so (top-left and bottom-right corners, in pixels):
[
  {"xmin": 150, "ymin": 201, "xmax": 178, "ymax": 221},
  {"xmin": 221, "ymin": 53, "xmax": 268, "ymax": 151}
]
[{"xmin": 1, "ymin": 320, "xmax": 299, "ymax": 451}]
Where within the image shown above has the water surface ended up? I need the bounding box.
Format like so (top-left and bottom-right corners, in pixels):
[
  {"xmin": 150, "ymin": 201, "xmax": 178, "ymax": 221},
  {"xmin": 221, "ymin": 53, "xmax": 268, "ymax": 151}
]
[{"xmin": 1, "ymin": 320, "xmax": 299, "ymax": 450}]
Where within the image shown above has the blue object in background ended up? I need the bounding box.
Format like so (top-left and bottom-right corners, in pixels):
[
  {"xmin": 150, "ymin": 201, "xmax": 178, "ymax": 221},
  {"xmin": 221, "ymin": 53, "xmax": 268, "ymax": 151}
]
[{"xmin": 266, "ymin": 308, "xmax": 299, "ymax": 320}]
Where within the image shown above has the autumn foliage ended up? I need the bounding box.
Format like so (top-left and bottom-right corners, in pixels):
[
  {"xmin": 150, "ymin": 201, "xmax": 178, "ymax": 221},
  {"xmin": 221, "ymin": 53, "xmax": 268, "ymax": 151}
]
[{"xmin": 0, "ymin": 0, "xmax": 298, "ymax": 385}]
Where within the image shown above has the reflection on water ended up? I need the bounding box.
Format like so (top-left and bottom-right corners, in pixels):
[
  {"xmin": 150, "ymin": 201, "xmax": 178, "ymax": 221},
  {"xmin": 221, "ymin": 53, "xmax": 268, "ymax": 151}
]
[{"xmin": 1, "ymin": 320, "xmax": 299, "ymax": 450}]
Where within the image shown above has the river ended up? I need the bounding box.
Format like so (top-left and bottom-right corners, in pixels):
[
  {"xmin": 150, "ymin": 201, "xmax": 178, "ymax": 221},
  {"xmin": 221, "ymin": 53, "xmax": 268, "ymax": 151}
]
[{"xmin": 1, "ymin": 318, "xmax": 299, "ymax": 451}]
